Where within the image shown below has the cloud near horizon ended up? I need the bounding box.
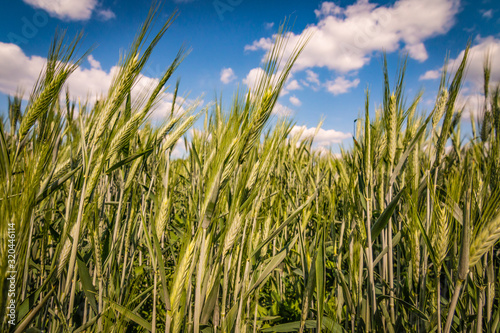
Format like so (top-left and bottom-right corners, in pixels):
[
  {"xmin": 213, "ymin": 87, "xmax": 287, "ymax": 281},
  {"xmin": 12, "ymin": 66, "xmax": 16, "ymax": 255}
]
[
  {"xmin": 0, "ymin": 42, "xmax": 189, "ymax": 121},
  {"xmin": 290, "ymin": 125, "xmax": 351, "ymax": 147},
  {"xmin": 420, "ymin": 36, "xmax": 500, "ymax": 119},
  {"xmin": 420, "ymin": 36, "xmax": 500, "ymax": 88}
]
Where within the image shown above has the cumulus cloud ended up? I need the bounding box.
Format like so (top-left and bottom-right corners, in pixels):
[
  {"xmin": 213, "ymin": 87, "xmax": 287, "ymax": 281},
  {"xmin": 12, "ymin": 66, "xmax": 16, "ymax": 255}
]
[
  {"xmin": 245, "ymin": 0, "xmax": 460, "ymax": 72},
  {"xmin": 23, "ymin": 0, "xmax": 114, "ymax": 21},
  {"xmin": 0, "ymin": 42, "xmax": 186, "ymax": 121},
  {"xmin": 325, "ymin": 76, "xmax": 360, "ymax": 95},
  {"xmin": 242, "ymin": 67, "xmax": 267, "ymax": 88},
  {"xmin": 419, "ymin": 69, "xmax": 440, "ymax": 80},
  {"xmin": 87, "ymin": 54, "xmax": 101, "ymax": 70},
  {"xmin": 420, "ymin": 36, "xmax": 500, "ymax": 88},
  {"xmin": 314, "ymin": 2, "xmax": 343, "ymax": 17},
  {"xmin": 450, "ymin": 36, "xmax": 500, "ymax": 88},
  {"xmin": 171, "ymin": 138, "xmax": 187, "ymax": 159},
  {"xmin": 244, "ymin": 37, "xmax": 273, "ymax": 52},
  {"xmin": 305, "ymin": 70, "xmax": 320, "ymax": 86},
  {"xmin": 285, "ymin": 79, "xmax": 301, "ymax": 91},
  {"xmin": 289, "ymin": 95, "xmax": 302, "ymax": 106},
  {"xmin": 0, "ymin": 42, "xmax": 46, "ymax": 96},
  {"xmin": 22, "ymin": 0, "xmax": 115, "ymax": 21},
  {"xmin": 290, "ymin": 125, "xmax": 351, "ymax": 147},
  {"xmin": 273, "ymin": 103, "xmax": 294, "ymax": 117},
  {"xmin": 240, "ymin": 68, "xmax": 293, "ymax": 116},
  {"xmin": 456, "ymin": 92, "xmax": 486, "ymax": 120},
  {"xmin": 220, "ymin": 67, "xmax": 237, "ymax": 84},
  {"xmin": 404, "ymin": 43, "xmax": 428, "ymax": 62},
  {"xmin": 420, "ymin": 37, "xmax": 500, "ymax": 120},
  {"xmin": 314, "ymin": 146, "xmax": 343, "ymax": 158}
]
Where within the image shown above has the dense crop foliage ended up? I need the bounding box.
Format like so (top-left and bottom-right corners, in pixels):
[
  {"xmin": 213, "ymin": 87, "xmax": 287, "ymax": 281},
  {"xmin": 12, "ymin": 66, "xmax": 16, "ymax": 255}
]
[{"xmin": 1, "ymin": 7, "xmax": 500, "ymax": 333}]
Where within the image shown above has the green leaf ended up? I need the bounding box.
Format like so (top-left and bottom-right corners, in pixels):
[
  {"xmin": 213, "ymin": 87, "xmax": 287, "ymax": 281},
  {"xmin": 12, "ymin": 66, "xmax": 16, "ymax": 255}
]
[
  {"xmin": 315, "ymin": 228, "xmax": 325, "ymax": 331},
  {"xmin": 371, "ymin": 187, "xmax": 405, "ymax": 240},
  {"xmin": 106, "ymin": 148, "xmax": 152, "ymax": 174},
  {"xmin": 77, "ymin": 254, "xmax": 98, "ymax": 314},
  {"xmin": 152, "ymin": 227, "xmax": 172, "ymax": 310},
  {"xmin": 322, "ymin": 316, "xmax": 346, "ymax": 333},
  {"xmin": 377, "ymin": 295, "xmax": 429, "ymax": 322},
  {"xmin": 373, "ymin": 231, "xmax": 402, "ymax": 266},
  {"xmin": 252, "ymin": 189, "xmax": 318, "ymax": 257},
  {"xmin": 246, "ymin": 235, "xmax": 298, "ymax": 298},
  {"xmin": 335, "ymin": 269, "xmax": 354, "ymax": 314},
  {"xmin": 261, "ymin": 320, "xmax": 317, "ymax": 332},
  {"xmin": 108, "ymin": 299, "xmax": 152, "ymax": 332},
  {"xmin": 35, "ymin": 166, "xmax": 81, "ymax": 204}
]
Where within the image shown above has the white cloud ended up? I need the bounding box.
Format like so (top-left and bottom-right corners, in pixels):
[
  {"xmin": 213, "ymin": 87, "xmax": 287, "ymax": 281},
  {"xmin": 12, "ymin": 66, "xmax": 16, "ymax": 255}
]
[
  {"xmin": 289, "ymin": 95, "xmax": 302, "ymax": 106},
  {"xmin": 23, "ymin": 0, "xmax": 114, "ymax": 21},
  {"xmin": 0, "ymin": 42, "xmax": 186, "ymax": 121},
  {"xmin": 285, "ymin": 79, "xmax": 301, "ymax": 91},
  {"xmin": 404, "ymin": 42, "xmax": 428, "ymax": 62},
  {"xmin": 23, "ymin": 0, "xmax": 115, "ymax": 21},
  {"xmin": 325, "ymin": 76, "xmax": 360, "ymax": 95},
  {"xmin": 419, "ymin": 69, "xmax": 440, "ymax": 80},
  {"xmin": 97, "ymin": 9, "xmax": 115, "ymax": 20},
  {"xmin": 480, "ymin": 9, "xmax": 493, "ymax": 19},
  {"xmin": 0, "ymin": 42, "xmax": 46, "ymax": 96},
  {"xmin": 220, "ymin": 67, "xmax": 236, "ymax": 84},
  {"xmin": 420, "ymin": 36, "xmax": 500, "ymax": 88},
  {"xmin": 314, "ymin": 2, "xmax": 343, "ymax": 18},
  {"xmin": 452, "ymin": 36, "xmax": 500, "ymax": 88},
  {"xmin": 87, "ymin": 54, "xmax": 101, "ymax": 69},
  {"xmin": 240, "ymin": 68, "xmax": 294, "ymax": 116},
  {"xmin": 244, "ymin": 37, "xmax": 274, "ymax": 52},
  {"xmin": 264, "ymin": 22, "xmax": 274, "ymax": 29},
  {"xmin": 273, "ymin": 102, "xmax": 294, "ymax": 117},
  {"xmin": 305, "ymin": 70, "xmax": 320, "ymax": 86},
  {"xmin": 290, "ymin": 125, "xmax": 351, "ymax": 147},
  {"xmin": 314, "ymin": 146, "xmax": 343, "ymax": 158},
  {"xmin": 456, "ymin": 92, "xmax": 486, "ymax": 120},
  {"xmin": 242, "ymin": 67, "xmax": 266, "ymax": 88},
  {"xmin": 246, "ymin": 0, "xmax": 460, "ymax": 72},
  {"xmin": 420, "ymin": 36, "xmax": 500, "ymax": 121},
  {"xmin": 171, "ymin": 138, "xmax": 187, "ymax": 159}
]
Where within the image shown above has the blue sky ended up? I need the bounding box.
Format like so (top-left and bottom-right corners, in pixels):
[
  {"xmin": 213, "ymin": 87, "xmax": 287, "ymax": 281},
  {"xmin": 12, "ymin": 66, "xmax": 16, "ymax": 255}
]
[{"xmin": 0, "ymin": 0, "xmax": 499, "ymax": 155}]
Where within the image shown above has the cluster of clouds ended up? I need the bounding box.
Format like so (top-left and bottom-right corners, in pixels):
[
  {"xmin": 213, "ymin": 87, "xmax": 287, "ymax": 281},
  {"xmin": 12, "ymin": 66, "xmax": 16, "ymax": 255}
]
[
  {"xmin": 229, "ymin": 0, "xmax": 498, "ymax": 145},
  {"xmin": 290, "ymin": 125, "xmax": 351, "ymax": 145},
  {"xmin": 220, "ymin": 0, "xmax": 464, "ymax": 147},
  {"xmin": 241, "ymin": 0, "xmax": 460, "ymax": 97},
  {"xmin": 420, "ymin": 36, "xmax": 500, "ymax": 88},
  {"xmin": 3, "ymin": 1, "xmax": 189, "ymax": 122},
  {"xmin": 420, "ymin": 36, "xmax": 500, "ymax": 119},
  {"xmin": 289, "ymin": 125, "xmax": 350, "ymax": 156},
  {"xmin": 0, "ymin": 42, "xmax": 187, "ymax": 121},
  {"xmin": 217, "ymin": 0, "xmax": 459, "ymax": 146}
]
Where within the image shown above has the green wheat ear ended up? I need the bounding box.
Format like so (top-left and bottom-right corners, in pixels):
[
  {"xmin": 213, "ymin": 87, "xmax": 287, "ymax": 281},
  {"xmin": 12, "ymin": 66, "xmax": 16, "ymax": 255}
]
[{"xmin": 469, "ymin": 212, "xmax": 500, "ymax": 267}]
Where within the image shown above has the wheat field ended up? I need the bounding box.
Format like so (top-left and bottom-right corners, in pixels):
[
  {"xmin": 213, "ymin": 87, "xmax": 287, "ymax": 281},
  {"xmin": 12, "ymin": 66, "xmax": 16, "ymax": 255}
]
[{"xmin": 1, "ymin": 7, "xmax": 499, "ymax": 333}]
